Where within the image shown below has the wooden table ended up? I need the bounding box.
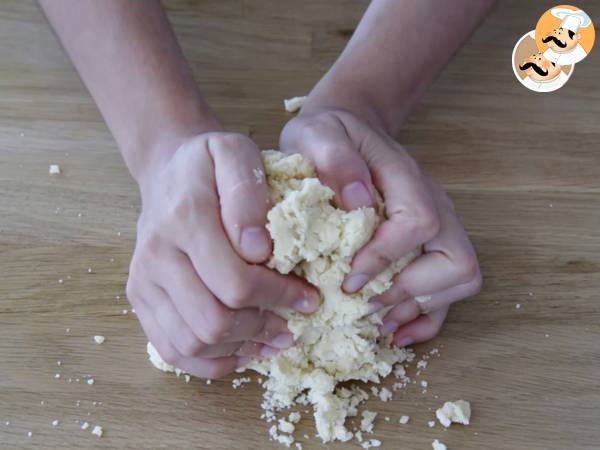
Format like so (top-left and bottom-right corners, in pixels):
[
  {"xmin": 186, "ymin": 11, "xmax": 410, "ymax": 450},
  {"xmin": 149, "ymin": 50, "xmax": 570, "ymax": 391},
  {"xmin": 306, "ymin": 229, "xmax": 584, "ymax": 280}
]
[{"xmin": 1, "ymin": 1, "xmax": 599, "ymax": 449}]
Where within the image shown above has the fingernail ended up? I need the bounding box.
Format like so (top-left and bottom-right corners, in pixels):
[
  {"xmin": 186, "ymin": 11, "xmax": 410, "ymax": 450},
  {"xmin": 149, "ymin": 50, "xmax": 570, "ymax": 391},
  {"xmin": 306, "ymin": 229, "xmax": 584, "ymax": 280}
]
[
  {"xmin": 268, "ymin": 333, "xmax": 294, "ymax": 349},
  {"xmin": 292, "ymin": 293, "xmax": 320, "ymax": 313},
  {"xmin": 240, "ymin": 226, "xmax": 269, "ymax": 260},
  {"xmin": 381, "ymin": 319, "xmax": 399, "ymax": 336},
  {"xmin": 236, "ymin": 356, "xmax": 251, "ymax": 368},
  {"xmin": 259, "ymin": 345, "xmax": 280, "ymax": 358},
  {"xmin": 343, "ymin": 273, "xmax": 369, "ymax": 293},
  {"xmin": 341, "ymin": 181, "xmax": 372, "ymax": 210},
  {"xmin": 395, "ymin": 336, "xmax": 414, "ymax": 348},
  {"xmin": 367, "ymin": 302, "xmax": 385, "ymax": 315}
]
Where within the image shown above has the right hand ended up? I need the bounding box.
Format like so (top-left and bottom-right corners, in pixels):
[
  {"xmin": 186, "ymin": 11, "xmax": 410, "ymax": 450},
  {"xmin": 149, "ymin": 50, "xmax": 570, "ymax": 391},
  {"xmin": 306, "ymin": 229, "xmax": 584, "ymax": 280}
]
[{"xmin": 126, "ymin": 132, "xmax": 320, "ymax": 378}]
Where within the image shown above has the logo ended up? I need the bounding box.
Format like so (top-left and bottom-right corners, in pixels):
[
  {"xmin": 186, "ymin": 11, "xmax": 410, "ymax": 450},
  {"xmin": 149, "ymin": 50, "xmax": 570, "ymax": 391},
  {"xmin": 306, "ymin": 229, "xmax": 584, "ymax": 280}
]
[{"xmin": 512, "ymin": 5, "xmax": 595, "ymax": 93}]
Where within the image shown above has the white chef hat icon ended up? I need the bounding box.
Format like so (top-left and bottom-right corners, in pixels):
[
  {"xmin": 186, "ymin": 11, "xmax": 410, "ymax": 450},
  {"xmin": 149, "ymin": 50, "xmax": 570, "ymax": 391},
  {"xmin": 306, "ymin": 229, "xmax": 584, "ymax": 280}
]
[{"xmin": 550, "ymin": 7, "xmax": 592, "ymax": 33}]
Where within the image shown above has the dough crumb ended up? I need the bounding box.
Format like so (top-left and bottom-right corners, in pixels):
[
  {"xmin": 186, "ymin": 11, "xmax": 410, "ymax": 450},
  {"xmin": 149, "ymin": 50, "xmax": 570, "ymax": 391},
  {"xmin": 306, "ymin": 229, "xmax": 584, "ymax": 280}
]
[
  {"xmin": 428, "ymin": 420, "xmax": 436, "ymax": 428},
  {"xmin": 52, "ymin": 420, "xmax": 59, "ymax": 427},
  {"xmin": 49, "ymin": 164, "xmax": 61, "ymax": 175},
  {"xmin": 93, "ymin": 335, "xmax": 105, "ymax": 345},
  {"xmin": 432, "ymin": 439, "xmax": 447, "ymax": 450},
  {"xmin": 399, "ymin": 415, "xmax": 410, "ymax": 424},
  {"xmin": 283, "ymin": 96, "xmax": 306, "ymax": 113},
  {"xmin": 360, "ymin": 411, "xmax": 377, "ymax": 434},
  {"xmin": 436, "ymin": 400, "xmax": 471, "ymax": 428},
  {"xmin": 86, "ymin": 378, "xmax": 94, "ymax": 385},
  {"xmin": 91, "ymin": 425, "xmax": 103, "ymax": 437},
  {"xmin": 81, "ymin": 422, "xmax": 90, "ymax": 430}
]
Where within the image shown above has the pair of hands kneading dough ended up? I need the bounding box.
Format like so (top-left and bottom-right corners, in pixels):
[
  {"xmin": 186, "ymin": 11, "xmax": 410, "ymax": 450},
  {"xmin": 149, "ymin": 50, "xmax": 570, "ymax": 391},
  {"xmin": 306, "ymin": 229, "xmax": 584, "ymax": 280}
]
[{"xmin": 133, "ymin": 108, "xmax": 481, "ymax": 380}]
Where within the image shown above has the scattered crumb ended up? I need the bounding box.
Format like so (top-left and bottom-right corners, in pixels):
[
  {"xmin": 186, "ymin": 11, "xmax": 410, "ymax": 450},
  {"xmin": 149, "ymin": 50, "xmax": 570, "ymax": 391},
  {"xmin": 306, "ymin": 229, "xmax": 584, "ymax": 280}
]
[
  {"xmin": 428, "ymin": 420, "xmax": 435, "ymax": 428},
  {"xmin": 253, "ymin": 168, "xmax": 264, "ymax": 184},
  {"xmin": 58, "ymin": 279, "xmax": 63, "ymax": 284},
  {"xmin": 87, "ymin": 267, "xmax": 93, "ymax": 273},
  {"xmin": 91, "ymin": 425, "xmax": 103, "ymax": 437},
  {"xmin": 57, "ymin": 361, "xmax": 61, "ymax": 366},
  {"xmin": 378, "ymin": 387, "xmax": 392, "ymax": 402},
  {"xmin": 399, "ymin": 415, "xmax": 410, "ymax": 424},
  {"xmin": 122, "ymin": 309, "xmax": 128, "ymax": 314},
  {"xmin": 54, "ymin": 373, "xmax": 61, "ymax": 379},
  {"xmin": 206, "ymin": 379, "xmax": 212, "ymax": 385},
  {"xmin": 516, "ymin": 303, "xmax": 521, "ymax": 309},
  {"xmin": 361, "ymin": 438, "xmax": 382, "ymax": 449},
  {"xmin": 283, "ymin": 96, "xmax": 306, "ymax": 113},
  {"xmin": 360, "ymin": 410, "xmax": 377, "ymax": 433},
  {"xmin": 288, "ymin": 412, "xmax": 301, "ymax": 424},
  {"xmin": 278, "ymin": 418, "xmax": 295, "ymax": 434},
  {"xmin": 184, "ymin": 374, "xmax": 191, "ymax": 383},
  {"xmin": 52, "ymin": 420, "xmax": 59, "ymax": 427},
  {"xmin": 436, "ymin": 400, "xmax": 471, "ymax": 428},
  {"xmin": 87, "ymin": 378, "xmax": 94, "ymax": 385},
  {"xmin": 27, "ymin": 431, "xmax": 33, "ymax": 438},
  {"xmin": 232, "ymin": 376, "xmax": 251, "ymax": 389},
  {"xmin": 421, "ymin": 380, "xmax": 429, "ymax": 388},
  {"xmin": 81, "ymin": 422, "xmax": 90, "ymax": 430},
  {"xmin": 432, "ymin": 439, "xmax": 447, "ymax": 450},
  {"xmin": 49, "ymin": 164, "xmax": 61, "ymax": 175},
  {"xmin": 93, "ymin": 335, "xmax": 105, "ymax": 345}
]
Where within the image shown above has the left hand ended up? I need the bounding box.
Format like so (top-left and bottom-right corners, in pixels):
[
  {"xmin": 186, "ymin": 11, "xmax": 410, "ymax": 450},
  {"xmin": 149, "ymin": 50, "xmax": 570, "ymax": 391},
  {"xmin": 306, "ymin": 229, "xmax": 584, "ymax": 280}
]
[{"xmin": 279, "ymin": 109, "xmax": 482, "ymax": 347}]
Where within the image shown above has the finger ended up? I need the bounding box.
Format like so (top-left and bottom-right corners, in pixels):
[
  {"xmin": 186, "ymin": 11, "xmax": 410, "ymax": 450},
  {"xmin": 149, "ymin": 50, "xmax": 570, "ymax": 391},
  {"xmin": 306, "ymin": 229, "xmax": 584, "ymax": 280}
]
[
  {"xmin": 408, "ymin": 277, "xmax": 482, "ymax": 314},
  {"xmin": 392, "ymin": 306, "xmax": 449, "ymax": 348},
  {"xmin": 343, "ymin": 140, "xmax": 439, "ymax": 293},
  {"xmin": 135, "ymin": 304, "xmax": 241, "ymax": 378},
  {"xmin": 279, "ymin": 112, "xmax": 375, "ymax": 210},
  {"xmin": 235, "ymin": 341, "xmax": 281, "ymax": 358},
  {"xmin": 156, "ymin": 249, "xmax": 297, "ymax": 346},
  {"xmin": 208, "ymin": 133, "xmax": 272, "ymax": 263},
  {"xmin": 177, "ymin": 212, "xmax": 320, "ymax": 313}
]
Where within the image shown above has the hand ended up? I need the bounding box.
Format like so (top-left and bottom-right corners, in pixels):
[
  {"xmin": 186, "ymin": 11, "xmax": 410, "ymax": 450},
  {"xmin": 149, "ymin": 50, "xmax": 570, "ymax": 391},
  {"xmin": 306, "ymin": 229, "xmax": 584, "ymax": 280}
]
[
  {"xmin": 279, "ymin": 109, "xmax": 481, "ymax": 346},
  {"xmin": 127, "ymin": 132, "xmax": 320, "ymax": 378}
]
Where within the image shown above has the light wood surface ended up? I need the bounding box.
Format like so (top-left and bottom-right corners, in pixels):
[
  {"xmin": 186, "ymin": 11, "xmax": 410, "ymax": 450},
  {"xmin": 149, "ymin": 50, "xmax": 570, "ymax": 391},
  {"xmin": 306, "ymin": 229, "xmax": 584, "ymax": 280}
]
[{"xmin": 1, "ymin": 1, "xmax": 599, "ymax": 449}]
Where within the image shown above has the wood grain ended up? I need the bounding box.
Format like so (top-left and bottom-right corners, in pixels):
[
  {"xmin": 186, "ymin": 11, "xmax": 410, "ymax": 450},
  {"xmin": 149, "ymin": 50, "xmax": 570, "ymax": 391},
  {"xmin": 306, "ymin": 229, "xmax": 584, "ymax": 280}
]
[{"xmin": 1, "ymin": 1, "xmax": 599, "ymax": 449}]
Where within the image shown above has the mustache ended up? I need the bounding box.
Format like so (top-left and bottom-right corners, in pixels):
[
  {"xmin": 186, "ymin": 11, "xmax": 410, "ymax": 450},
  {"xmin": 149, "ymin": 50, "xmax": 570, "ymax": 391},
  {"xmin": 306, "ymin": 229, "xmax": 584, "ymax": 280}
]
[
  {"xmin": 519, "ymin": 62, "xmax": 549, "ymax": 76},
  {"xmin": 542, "ymin": 35, "xmax": 567, "ymax": 48}
]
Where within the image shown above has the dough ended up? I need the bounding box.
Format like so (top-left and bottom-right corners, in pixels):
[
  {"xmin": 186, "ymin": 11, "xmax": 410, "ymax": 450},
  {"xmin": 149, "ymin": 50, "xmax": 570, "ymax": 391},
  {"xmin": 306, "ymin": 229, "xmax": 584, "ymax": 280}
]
[
  {"xmin": 244, "ymin": 150, "xmax": 418, "ymax": 442},
  {"xmin": 147, "ymin": 150, "xmax": 419, "ymax": 444},
  {"xmin": 435, "ymin": 400, "xmax": 471, "ymax": 428}
]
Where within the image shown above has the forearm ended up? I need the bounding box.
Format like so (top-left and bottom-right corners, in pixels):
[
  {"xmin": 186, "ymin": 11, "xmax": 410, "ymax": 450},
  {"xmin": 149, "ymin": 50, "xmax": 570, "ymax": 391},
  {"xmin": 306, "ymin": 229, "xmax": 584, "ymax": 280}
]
[
  {"xmin": 302, "ymin": 0, "xmax": 495, "ymax": 136},
  {"xmin": 39, "ymin": 0, "xmax": 220, "ymax": 183}
]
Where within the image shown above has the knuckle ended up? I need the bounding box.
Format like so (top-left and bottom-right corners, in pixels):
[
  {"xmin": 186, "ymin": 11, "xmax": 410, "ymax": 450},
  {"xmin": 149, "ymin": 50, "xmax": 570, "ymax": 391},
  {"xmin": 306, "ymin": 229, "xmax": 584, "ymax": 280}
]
[
  {"xmin": 157, "ymin": 343, "xmax": 179, "ymax": 366},
  {"xmin": 455, "ymin": 252, "xmax": 481, "ymax": 285},
  {"xmin": 201, "ymin": 312, "xmax": 233, "ymax": 345},
  {"xmin": 415, "ymin": 209, "xmax": 440, "ymax": 241},
  {"xmin": 138, "ymin": 231, "xmax": 163, "ymax": 258},
  {"xmin": 370, "ymin": 247, "xmax": 394, "ymax": 271},
  {"xmin": 176, "ymin": 334, "xmax": 204, "ymax": 358},
  {"xmin": 216, "ymin": 132, "xmax": 254, "ymax": 152},
  {"xmin": 220, "ymin": 271, "xmax": 253, "ymax": 308}
]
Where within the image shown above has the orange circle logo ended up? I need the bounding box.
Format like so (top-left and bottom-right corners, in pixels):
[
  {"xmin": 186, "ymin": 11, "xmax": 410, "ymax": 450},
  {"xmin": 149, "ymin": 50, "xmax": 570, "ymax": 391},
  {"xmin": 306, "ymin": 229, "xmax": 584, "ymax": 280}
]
[
  {"xmin": 535, "ymin": 5, "xmax": 595, "ymax": 65},
  {"xmin": 512, "ymin": 5, "xmax": 594, "ymax": 93}
]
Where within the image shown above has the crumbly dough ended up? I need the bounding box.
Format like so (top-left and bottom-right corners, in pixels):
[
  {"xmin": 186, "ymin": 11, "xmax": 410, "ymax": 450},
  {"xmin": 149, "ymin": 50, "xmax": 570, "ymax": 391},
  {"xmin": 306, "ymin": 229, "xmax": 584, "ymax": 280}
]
[
  {"xmin": 146, "ymin": 150, "xmax": 420, "ymax": 444},
  {"xmin": 243, "ymin": 150, "xmax": 419, "ymax": 442},
  {"xmin": 283, "ymin": 96, "xmax": 306, "ymax": 113},
  {"xmin": 436, "ymin": 400, "xmax": 471, "ymax": 428},
  {"xmin": 432, "ymin": 439, "xmax": 447, "ymax": 450}
]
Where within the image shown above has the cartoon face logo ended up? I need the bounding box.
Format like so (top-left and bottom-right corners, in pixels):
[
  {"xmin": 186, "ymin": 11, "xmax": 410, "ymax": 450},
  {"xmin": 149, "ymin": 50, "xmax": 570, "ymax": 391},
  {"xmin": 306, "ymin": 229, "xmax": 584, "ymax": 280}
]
[
  {"xmin": 519, "ymin": 52, "xmax": 562, "ymax": 81},
  {"xmin": 542, "ymin": 27, "xmax": 581, "ymax": 52}
]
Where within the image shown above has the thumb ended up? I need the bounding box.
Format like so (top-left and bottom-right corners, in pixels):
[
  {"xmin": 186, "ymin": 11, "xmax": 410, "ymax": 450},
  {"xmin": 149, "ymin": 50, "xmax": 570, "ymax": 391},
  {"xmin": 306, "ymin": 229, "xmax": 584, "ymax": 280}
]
[
  {"xmin": 208, "ymin": 133, "xmax": 272, "ymax": 264},
  {"xmin": 280, "ymin": 114, "xmax": 375, "ymax": 211}
]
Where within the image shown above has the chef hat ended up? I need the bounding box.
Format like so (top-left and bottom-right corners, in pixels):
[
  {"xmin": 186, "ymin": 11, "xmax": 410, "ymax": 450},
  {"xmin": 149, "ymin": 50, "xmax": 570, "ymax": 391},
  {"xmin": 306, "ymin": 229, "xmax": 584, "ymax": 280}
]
[{"xmin": 551, "ymin": 8, "xmax": 592, "ymax": 33}]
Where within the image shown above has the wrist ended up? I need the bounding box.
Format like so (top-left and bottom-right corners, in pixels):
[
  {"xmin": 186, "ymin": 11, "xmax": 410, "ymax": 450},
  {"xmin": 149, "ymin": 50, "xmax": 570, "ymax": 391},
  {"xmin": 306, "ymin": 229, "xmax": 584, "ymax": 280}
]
[
  {"xmin": 122, "ymin": 105, "xmax": 222, "ymax": 187},
  {"xmin": 301, "ymin": 76, "xmax": 402, "ymax": 136}
]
